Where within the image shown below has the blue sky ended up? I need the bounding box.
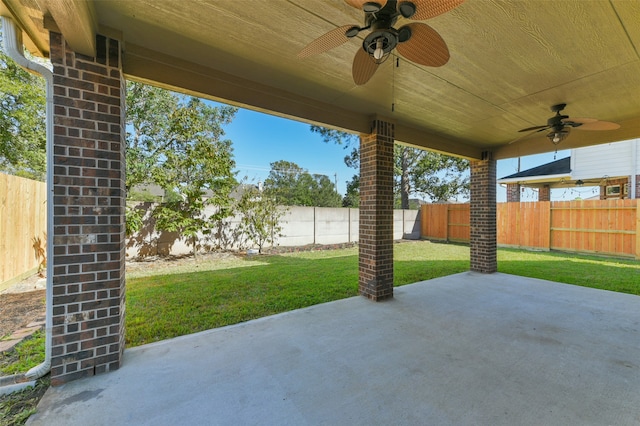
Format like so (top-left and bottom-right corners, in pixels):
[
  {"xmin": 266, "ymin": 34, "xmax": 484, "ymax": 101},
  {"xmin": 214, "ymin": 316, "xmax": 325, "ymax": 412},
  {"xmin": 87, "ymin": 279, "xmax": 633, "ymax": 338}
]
[
  {"xmin": 221, "ymin": 106, "xmax": 596, "ymax": 202},
  {"xmin": 222, "ymin": 108, "xmax": 355, "ymax": 195}
]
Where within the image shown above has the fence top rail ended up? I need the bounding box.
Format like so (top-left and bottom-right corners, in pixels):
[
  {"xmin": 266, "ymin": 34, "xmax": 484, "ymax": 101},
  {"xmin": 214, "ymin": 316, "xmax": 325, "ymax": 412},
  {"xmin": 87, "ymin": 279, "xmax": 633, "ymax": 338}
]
[{"xmin": 550, "ymin": 206, "xmax": 636, "ymax": 210}]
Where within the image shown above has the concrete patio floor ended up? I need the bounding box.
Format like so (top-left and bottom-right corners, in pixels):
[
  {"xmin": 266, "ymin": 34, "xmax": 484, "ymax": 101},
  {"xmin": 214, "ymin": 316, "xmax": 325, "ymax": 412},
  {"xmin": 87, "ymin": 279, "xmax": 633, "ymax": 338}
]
[{"xmin": 29, "ymin": 272, "xmax": 640, "ymax": 425}]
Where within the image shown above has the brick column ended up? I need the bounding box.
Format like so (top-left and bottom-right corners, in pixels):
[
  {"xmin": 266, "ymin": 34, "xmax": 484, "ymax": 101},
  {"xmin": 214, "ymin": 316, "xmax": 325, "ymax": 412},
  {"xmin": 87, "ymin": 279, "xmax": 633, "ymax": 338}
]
[
  {"xmin": 359, "ymin": 119, "xmax": 394, "ymax": 301},
  {"xmin": 539, "ymin": 185, "xmax": 551, "ymax": 201},
  {"xmin": 50, "ymin": 32, "xmax": 126, "ymax": 385},
  {"xmin": 506, "ymin": 183, "xmax": 521, "ymax": 202},
  {"xmin": 470, "ymin": 153, "xmax": 497, "ymax": 273}
]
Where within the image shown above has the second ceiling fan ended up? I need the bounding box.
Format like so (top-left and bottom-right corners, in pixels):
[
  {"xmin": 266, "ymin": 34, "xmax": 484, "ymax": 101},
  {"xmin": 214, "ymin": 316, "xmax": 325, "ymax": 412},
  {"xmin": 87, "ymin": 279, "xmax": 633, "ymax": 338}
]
[{"xmin": 298, "ymin": 0, "xmax": 464, "ymax": 85}]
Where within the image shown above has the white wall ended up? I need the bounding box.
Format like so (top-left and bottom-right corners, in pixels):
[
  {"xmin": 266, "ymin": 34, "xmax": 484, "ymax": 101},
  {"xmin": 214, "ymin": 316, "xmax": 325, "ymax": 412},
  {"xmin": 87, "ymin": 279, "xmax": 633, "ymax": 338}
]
[{"xmin": 126, "ymin": 205, "xmax": 421, "ymax": 258}]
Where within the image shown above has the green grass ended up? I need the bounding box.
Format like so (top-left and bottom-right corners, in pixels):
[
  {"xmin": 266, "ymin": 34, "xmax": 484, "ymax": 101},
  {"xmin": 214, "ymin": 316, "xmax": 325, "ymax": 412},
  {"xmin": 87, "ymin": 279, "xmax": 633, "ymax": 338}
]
[
  {"xmin": 126, "ymin": 240, "xmax": 639, "ymax": 347},
  {"xmin": 0, "ymin": 331, "xmax": 45, "ymax": 376},
  {"xmin": 498, "ymin": 248, "xmax": 640, "ymax": 294},
  {"xmin": 0, "ymin": 376, "xmax": 49, "ymax": 426},
  {"xmin": 0, "ymin": 331, "xmax": 48, "ymax": 426}
]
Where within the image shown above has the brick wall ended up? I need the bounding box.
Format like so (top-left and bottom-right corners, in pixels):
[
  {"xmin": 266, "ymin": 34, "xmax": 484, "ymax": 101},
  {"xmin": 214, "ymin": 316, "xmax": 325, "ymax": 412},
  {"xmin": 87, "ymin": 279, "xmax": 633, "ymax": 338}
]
[
  {"xmin": 50, "ymin": 32, "xmax": 126, "ymax": 385},
  {"xmin": 538, "ymin": 185, "xmax": 551, "ymax": 202},
  {"xmin": 506, "ymin": 183, "xmax": 521, "ymax": 202},
  {"xmin": 470, "ymin": 154, "xmax": 497, "ymax": 273},
  {"xmin": 358, "ymin": 119, "xmax": 394, "ymax": 301}
]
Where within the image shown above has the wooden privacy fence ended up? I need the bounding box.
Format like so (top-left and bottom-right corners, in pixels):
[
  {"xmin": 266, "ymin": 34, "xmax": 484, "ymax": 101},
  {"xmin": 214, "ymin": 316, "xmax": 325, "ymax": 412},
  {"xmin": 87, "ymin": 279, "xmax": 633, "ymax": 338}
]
[
  {"xmin": 0, "ymin": 173, "xmax": 47, "ymax": 287},
  {"xmin": 421, "ymin": 199, "xmax": 640, "ymax": 259}
]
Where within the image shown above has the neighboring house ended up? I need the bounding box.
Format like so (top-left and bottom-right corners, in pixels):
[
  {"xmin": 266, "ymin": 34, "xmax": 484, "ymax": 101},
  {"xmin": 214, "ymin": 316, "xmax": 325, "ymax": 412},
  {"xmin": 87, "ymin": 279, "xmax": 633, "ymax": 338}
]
[{"xmin": 498, "ymin": 138, "xmax": 640, "ymax": 201}]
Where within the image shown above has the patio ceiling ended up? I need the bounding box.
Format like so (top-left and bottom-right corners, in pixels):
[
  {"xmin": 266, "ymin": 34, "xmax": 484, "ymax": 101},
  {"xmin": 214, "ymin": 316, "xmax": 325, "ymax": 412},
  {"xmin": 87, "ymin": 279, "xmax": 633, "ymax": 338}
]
[{"xmin": 2, "ymin": 0, "xmax": 640, "ymax": 160}]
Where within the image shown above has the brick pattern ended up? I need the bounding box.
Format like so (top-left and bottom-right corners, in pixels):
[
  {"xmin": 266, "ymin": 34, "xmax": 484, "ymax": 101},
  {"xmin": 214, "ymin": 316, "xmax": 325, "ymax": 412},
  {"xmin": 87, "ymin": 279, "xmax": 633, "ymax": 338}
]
[
  {"xmin": 359, "ymin": 119, "xmax": 394, "ymax": 301},
  {"xmin": 538, "ymin": 185, "xmax": 551, "ymax": 202},
  {"xmin": 49, "ymin": 32, "xmax": 126, "ymax": 385},
  {"xmin": 506, "ymin": 183, "xmax": 521, "ymax": 202},
  {"xmin": 470, "ymin": 155, "xmax": 497, "ymax": 273}
]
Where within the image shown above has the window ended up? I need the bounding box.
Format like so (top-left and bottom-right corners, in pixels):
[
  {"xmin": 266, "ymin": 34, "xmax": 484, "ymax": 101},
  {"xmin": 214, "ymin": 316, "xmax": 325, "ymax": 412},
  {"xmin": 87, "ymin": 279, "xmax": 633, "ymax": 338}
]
[{"xmin": 606, "ymin": 185, "xmax": 621, "ymax": 196}]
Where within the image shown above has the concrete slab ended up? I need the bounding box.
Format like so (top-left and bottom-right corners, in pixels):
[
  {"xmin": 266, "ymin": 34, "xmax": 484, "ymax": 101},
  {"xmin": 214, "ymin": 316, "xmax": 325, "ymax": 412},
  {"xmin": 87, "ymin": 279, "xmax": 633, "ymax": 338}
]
[{"xmin": 28, "ymin": 273, "xmax": 640, "ymax": 425}]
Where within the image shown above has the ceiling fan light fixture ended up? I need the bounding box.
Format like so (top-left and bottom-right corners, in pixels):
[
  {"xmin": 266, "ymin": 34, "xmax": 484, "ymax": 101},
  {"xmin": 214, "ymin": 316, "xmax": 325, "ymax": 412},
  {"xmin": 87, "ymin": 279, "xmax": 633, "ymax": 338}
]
[
  {"xmin": 364, "ymin": 30, "xmax": 397, "ymax": 64},
  {"xmin": 373, "ymin": 39, "xmax": 384, "ymax": 60},
  {"xmin": 547, "ymin": 128, "xmax": 569, "ymax": 145}
]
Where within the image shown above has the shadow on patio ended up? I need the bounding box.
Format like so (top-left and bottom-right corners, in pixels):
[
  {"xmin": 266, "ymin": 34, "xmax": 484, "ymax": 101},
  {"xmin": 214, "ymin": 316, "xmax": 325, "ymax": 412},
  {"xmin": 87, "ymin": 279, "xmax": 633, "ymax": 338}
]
[{"xmin": 30, "ymin": 272, "xmax": 640, "ymax": 425}]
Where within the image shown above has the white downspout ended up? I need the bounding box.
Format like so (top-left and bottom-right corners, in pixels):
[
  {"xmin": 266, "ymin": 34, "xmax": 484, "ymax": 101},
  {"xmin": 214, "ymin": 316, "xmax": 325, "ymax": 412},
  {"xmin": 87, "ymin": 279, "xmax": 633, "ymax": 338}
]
[{"xmin": 2, "ymin": 16, "xmax": 53, "ymax": 379}]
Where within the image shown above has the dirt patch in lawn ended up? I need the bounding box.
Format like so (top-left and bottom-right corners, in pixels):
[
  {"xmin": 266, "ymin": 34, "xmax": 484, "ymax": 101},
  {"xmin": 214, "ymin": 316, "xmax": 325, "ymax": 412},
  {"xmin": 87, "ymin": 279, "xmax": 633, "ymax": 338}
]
[{"xmin": 0, "ymin": 290, "xmax": 46, "ymax": 340}]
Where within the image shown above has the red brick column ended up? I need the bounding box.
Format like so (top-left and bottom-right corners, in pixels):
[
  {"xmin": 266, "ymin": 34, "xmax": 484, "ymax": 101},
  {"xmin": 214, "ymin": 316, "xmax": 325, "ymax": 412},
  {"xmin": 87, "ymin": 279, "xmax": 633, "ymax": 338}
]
[
  {"xmin": 49, "ymin": 32, "xmax": 126, "ymax": 385},
  {"xmin": 506, "ymin": 183, "xmax": 521, "ymax": 202},
  {"xmin": 470, "ymin": 153, "xmax": 497, "ymax": 273},
  {"xmin": 359, "ymin": 119, "xmax": 394, "ymax": 301},
  {"xmin": 539, "ymin": 185, "xmax": 551, "ymax": 201}
]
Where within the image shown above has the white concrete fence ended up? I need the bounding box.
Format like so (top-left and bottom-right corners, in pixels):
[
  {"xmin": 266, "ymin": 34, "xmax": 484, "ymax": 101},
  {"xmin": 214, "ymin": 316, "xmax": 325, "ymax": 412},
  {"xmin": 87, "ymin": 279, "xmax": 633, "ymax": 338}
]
[{"xmin": 126, "ymin": 205, "xmax": 421, "ymax": 258}]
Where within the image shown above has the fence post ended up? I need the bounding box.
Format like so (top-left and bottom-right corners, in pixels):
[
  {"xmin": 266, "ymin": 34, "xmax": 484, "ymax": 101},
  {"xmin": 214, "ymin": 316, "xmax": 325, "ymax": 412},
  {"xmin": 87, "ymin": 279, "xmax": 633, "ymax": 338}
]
[
  {"xmin": 636, "ymin": 199, "xmax": 640, "ymax": 260},
  {"xmin": 547, "ymin": 201, "xmax": 552, "ymax": 252},
  {"xmin": 446, "ymin": 204, "xmax": 450, "ymax": 242},
  {"xmin": 348, "ymin": 208, "xmax": 351, "ymax": 243}
]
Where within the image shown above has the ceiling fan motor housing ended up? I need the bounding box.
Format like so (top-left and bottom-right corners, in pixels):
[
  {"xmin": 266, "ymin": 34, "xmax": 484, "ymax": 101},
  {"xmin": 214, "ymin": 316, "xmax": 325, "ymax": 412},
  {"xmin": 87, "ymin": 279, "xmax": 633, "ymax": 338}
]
[
  {"xmin": 364, "ymin": 29, "xmax": 399, "ymax": 58},
  {"xmin": 547, "ymin": 114, "xmax": 569, "ymax": 128}
]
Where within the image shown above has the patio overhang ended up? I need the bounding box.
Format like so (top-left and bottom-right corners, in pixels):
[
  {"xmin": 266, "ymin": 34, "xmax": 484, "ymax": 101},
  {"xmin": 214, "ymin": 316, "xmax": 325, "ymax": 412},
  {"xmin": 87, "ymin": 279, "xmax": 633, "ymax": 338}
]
[
  {"xmin": 3, "ymin": 0, "xmax": 640, "ymax": 386},
  {"xmin": 2, "ymin": 0, "xmax": 640, "ymax": 160},
  {"xmin": 498, "ymin": 173, "xmax": 572, "ymax": 189}
]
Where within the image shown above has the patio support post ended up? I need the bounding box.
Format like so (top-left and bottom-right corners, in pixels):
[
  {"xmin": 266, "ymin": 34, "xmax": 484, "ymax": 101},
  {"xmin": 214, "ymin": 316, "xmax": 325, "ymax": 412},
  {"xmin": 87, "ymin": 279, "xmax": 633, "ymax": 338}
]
[
  {"xmin": 359, "ymin": 118, "xmax": 394, "ymax": 300},
  {"xmin": 470, "ymin": 152, "xmax": 497, "ymax": 273},
  {"xmin": 539, "ymin": 185, "xmax": 551, "ymax": 201},
  {"xmin": 49, "ymin": 32, "xmax": 126, "ymax": 385},
  {"xmin": 506, "ymin": 183, "xmax": 521, "ymax": 202}
]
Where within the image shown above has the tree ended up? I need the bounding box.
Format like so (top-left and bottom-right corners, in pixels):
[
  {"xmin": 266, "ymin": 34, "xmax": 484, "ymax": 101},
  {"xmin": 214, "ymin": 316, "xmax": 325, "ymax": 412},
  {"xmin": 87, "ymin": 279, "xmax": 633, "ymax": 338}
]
[
  {"xmin": 342, "ymin": 175, "xmax": 359, "ymax": 207},
  {"xmin": 263, "ymin": 160, "xmax": 306, "ymax": 205},
  {"xmin": 0, "ymin": 24, "xmax": 47, "ymax": 180},
  {"xmin": 263, "ymin": 160, "xmax": 341, "ymax": 207},
  {"xmin": 235, "ymin": 184, "xmax": 285, "ymax": 253},
  {"xmin": 312, "ymin": 174, "xmax": 342, "ymax": 207},
  {"xmin": 126, "ymin": 82, "xmax": 238, "ymax": 255},
  {"xmin": 125, "ymin": 81, "xmax": 177, "ymax": 192},
  {"xmin": 412, "ymin": 152, "xmax": 470, "ymax": 202},
  {"xmin": 395, "ymin": 145, "xmax": 424, "ymax": 209}
]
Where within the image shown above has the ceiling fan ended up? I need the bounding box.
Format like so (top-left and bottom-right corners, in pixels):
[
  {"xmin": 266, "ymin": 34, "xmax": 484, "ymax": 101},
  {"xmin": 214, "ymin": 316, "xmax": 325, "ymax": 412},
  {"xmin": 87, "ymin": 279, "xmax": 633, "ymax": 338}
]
[
  {"xmin": 297, "ymin": 0, "xmax": 464, "ymax": 85},
  {"xmin": 512, "ymin": 103, "xmax": 621, "ymax": 145}
]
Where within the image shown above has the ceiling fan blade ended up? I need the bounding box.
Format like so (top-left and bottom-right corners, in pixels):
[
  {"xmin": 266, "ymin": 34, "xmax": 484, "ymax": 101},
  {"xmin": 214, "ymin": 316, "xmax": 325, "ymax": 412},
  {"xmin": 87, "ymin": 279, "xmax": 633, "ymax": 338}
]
[
  {"xmin": 574, "ymin": 120, "xmax": 621, "ymax": 131},
  {"xmin": 408, "ymin": 0, "xmax": 465, "ymax": 20},
  {"xmin": 344, "ymin": 0, "xmax": 388, "ymax": 11},
  {"xmin": 297, "ymin": 25, "xmax": 355, "ymax": 58},
  {"xmin": 518, "ymin": 125, "xmax": 548, "ymax": 133},
  {"xmin": 567, "ymin": 117, "xmax": 598, "ymax": 124},
  {"xmin": 352, "ymin": 47, "xmax": 379, "ymax": 85},
  {"xmin": 509, "ymin": 127, "xmax": 548, "ymax": 145},
  {"xmin": 396, "ymin": 23, "xmax": 449, "ymax": 67}
]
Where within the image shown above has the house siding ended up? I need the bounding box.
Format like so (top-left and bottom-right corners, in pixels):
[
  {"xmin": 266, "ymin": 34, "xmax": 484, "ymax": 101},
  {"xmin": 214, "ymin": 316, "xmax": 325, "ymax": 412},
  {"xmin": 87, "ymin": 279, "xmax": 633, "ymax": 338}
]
[{"xmin": 572, "ymin": 139, "xmax": 639, "ymax": 181}]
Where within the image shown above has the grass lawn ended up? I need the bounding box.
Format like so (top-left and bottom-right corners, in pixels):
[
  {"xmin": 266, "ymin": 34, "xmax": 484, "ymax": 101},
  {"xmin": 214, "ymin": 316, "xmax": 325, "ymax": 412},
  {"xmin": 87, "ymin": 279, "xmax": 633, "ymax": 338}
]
[
  {"xmin": 125, "ymin": 240, "xmax": 639, "ymax": 347},
  {"xmin": 0, "ymin": 332, "xmax": 48, "ymax": 426}
]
